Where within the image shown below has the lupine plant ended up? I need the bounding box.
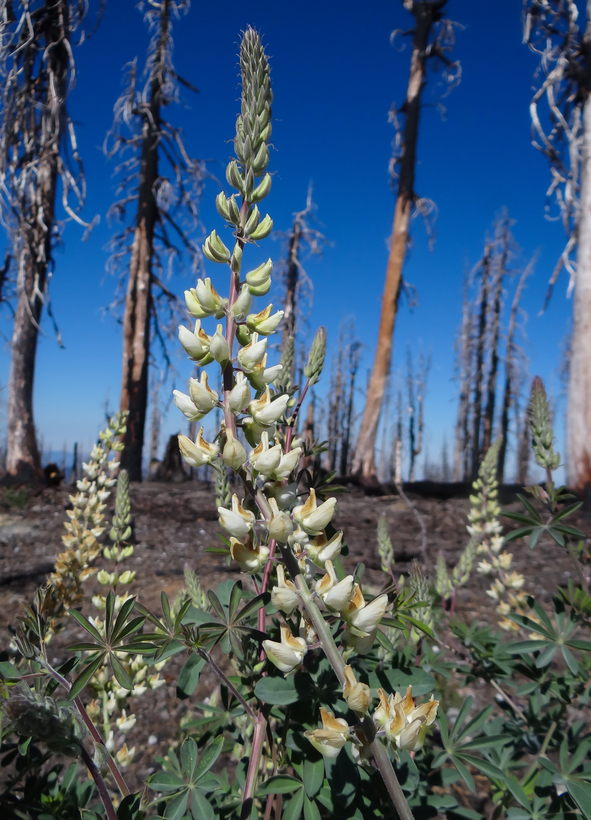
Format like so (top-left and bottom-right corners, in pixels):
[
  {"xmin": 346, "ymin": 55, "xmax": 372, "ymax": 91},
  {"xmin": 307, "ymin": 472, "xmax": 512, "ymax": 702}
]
[{"xmin": 2, "ymin": 27, "xmax": 591, "ymax": 820}]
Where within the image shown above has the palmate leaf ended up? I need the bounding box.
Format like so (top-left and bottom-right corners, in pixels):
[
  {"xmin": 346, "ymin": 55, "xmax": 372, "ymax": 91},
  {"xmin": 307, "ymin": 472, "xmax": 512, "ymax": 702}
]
[
  {"xmin": 68, "ymin": 609, "xmax": 104, "ymax": 645},
  {"xmin": 257, "ymin": 775, "xmax": 303, "ymax": 795}
]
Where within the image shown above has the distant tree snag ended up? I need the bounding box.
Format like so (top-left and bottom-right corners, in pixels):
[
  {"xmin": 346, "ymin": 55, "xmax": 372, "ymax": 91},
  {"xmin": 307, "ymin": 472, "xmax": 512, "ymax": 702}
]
[
  {"xmin": 352, "ymin": 0, "xmax": 458, "ymax": 478},
  {"xmin": 106, "ymin": 0, "xmax": 203, "ymax": 481},
  {"xmin": 524, "ymin": 0, "xmax": 591, "ymax": 497},
  {"xmin": 0, "ymin": 1, "xmax": 95, "ymax": 482}
]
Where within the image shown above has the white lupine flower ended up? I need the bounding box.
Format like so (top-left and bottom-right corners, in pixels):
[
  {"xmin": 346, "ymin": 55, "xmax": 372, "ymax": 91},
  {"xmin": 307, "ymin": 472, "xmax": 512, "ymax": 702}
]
[
  {"xmin": 267, "ymin": 497, "xmax": 293, "ymax": 543},
  {"xmin": 178, "ymin": 429, "xmax": 219, "ymax": 468},
  {"xmin": 230, "ymin": 537, "xmax": 270, "ymax": 573},
  {"xmin": 178, "ymin": 321, "xmax": 211, "ymax": 360},
  {"xmin": 218, "ymin": 494, "xmax": 256, "ymax": 539},
  {"xmin": 246, "ymin": 356, "xmax": 284, "ymax": 390},
  {"xmin": 195, "ymin": 277, "xmax": 225, "ymax": 314},
  {"xmin": 232, "ymin": 283, "xmax": 252, "ymax": 318},
  {"xmin": 185, "ymin": 287, "xmax": 209, "ymax": 319},
  {"xmin": 271, "ymin": 446, "xmax": 302, "ymax": 481},
  {"xmin": 307, "ymin": 531, "xmax": 343, "ymax": 567},
  {"xmin": 305, "ymin": 708, "xmax": 349, "ymax": 759},
  {"xmin": 222, "ymin": 429, "xmax": 247, "ymax": 470},
  {"xmin": 246, "ymin": 304, "xmax": 284, "ymax": 335},
  {"xmin": 248, "ymin": 386, "xmax": 289, "ymax": 426},
  {"xmin": 263, "ymin": 625, "xmax": 306, "ymax": 674},
  {"xmin": 228, "ymin": 372, "xmax": 252, "ymax": 413},
  {"xmin": 343, "ymin": 585, "xmax": 389, "ymax": 636},
  {"xmin": 249, "ymin": 431, "xmax": 282, "ymax": 475},
  {"xmin": 238, "ymin": 332, "xmax": 267, "ymax": 372},
  {"xmin": 271, "ymin": 565, "xmax": 300, "ymax": 615},
  {"xmin": 293, "ymin": 488, "xmax": 337, "ymax": 536},
  {"xmin": 477, "ymin": 559, "xmax": 493, "ymax": 576},
  {"xmin": 188, "ymin": 372, "xmax": 218, "ymax": 414},
  {"xmin": 343, "ymin": 665, "xmax": 372, "ymax": 714},
  {"xmin": 173, "ymin": 389, "xmax": 204, "ymax": 422},
  {"xmin": 316, "ymin": 560, "xmax": 354, "ymax": 612},
  {"xmin": 209, "ymin": 324, "xmax": 230, "ymax": 363}
]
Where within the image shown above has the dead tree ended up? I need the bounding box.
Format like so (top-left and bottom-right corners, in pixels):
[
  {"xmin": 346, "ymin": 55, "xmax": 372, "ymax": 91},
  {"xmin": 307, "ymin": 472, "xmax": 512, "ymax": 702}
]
[
  {"xmin": 407, "ymin": 345, "xmax": 431, "ymax": 482},
  {"xmin": 498, "ymin": 259, "xmax": 533, "ymax": 483},
  {"xmin": 105, "ymin": 0, "xmax": 204, "ymax": 481},
  {"xmin": 482, "ymin": 212, "xmax": 513, "ymax": 453},
  {"xmin": 353, "ymin": 0, "xmax": 459, "ymax": 478},
  {"xmin": 453, "ymin": 269, "xmax": 472, "ymax": 480},
  {"xmin": 470, "ymin": 241, "xmax": 493, "ymax": 478},
  {"xmin": 0, "ymin": 1, "xmax": 97, "ymax": 481},
  {"xmin": 524, "ymin": 1, "xmax": 591, "ymax": 496},
  {"xmin": 339, "ymin": 328, "xmax": 362, "ymax": 476}
]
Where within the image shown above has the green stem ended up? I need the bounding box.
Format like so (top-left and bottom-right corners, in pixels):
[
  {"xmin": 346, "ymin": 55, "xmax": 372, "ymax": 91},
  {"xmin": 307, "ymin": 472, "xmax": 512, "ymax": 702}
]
[
  {"xmin": 278, "ymin": 544, "xmax": 415, "ymax": 820},
  {"xmin": 520, "ymin": 720, "xmax": 556, "ymax": 786},
  {"xmin": 196, "ymin": 647, "xmax": 258, "ymax": 723}
]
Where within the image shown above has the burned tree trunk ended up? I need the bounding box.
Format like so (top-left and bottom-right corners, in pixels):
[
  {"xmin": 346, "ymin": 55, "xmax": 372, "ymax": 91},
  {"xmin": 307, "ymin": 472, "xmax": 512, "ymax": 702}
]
[
  {"xmin": 470, "ymin": 243, "xmax": 492, "ymax": 478},
  {"xmin": 498, "ymin": 261, "xmax": 531, "ymax": 483},
  {"xmin": 482, "ymin": 218, "xmax": 510, "ymax": 454},
  {"xmin": 453, "ymin": 271, "xmax": 472, "ymax": 480},
  {"xmin": 353, "ymin": 0, "xmax": 452, "ymax": 478},
  {"xmin": 282, "ymin": 217, "xmax": 302, "ymax": 347},
  {"xmin": 118, "ymin": 4, "xmax": 169, "ymax": 481},
  {"xmin": 1, "ymin": 1, "xmax": 89, "ymax": 482}
]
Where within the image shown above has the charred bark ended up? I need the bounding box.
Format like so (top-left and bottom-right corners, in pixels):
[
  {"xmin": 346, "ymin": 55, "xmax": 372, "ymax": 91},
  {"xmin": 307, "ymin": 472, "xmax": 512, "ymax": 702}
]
[
  {"xmin": 470, "ymin": 243, "xmax": 492, "ymax": 478},
  {"xmin": 119, "ymin": 2, "xmax": 169, "ymax": 481},
  {"xmin": 353, "ymin": 0, "xmax": 449, "ymax": 478}
]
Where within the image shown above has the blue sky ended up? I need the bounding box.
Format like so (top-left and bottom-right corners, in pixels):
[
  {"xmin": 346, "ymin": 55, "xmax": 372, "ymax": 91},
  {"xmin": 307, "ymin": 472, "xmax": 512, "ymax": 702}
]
[{"xmin": 0, "ymin": 0, "xmax": 575, "ymax": 478}]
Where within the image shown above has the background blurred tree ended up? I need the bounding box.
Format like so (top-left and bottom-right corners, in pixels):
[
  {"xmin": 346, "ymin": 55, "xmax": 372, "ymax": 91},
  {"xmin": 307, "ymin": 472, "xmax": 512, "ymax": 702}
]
[
  {"xmin": 105, "ymin": 0, "xmax": 204, "ymax": 481},
  {"xmin": 524, "ymin": 0, "xmax": 591, "ymax": 498},
  {"xmin": 0, "ymin": 0, "xmax": 99, "ymax": 481},
  {"xmin": 352, "ymin": 0, "xmax": 460, "ymax": 479}
]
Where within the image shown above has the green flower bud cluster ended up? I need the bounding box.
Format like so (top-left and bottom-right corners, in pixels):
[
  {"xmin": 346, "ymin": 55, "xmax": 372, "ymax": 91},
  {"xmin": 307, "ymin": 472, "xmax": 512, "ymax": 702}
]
[
  {"xmin": 377, "ymin": 517, "xmax": 394, "ymax": 576},
  {"xmin": 408, "ymin": 563, "xmax": 433, "ymax": 645},
  {"xmin": 529, "ymin": 376, "xmax": 560, "ymax": 471},
  {"xmin": 4, "ymin": 684, "xmax": 87, "ymax": 758},
  {"xmin": 47, "ymin": 412, "xmax": 128, "ymax": 630},
  {"xmin": 183, "ymin": 565, "xmax": 210, "ymax": 611},
  {"xmin": 304, "ymin": 326, "xmax": 327, "ymax": 386},
  {"xmin": 94, "ymin": 469, "xmax": 135, "ymax": 612}
]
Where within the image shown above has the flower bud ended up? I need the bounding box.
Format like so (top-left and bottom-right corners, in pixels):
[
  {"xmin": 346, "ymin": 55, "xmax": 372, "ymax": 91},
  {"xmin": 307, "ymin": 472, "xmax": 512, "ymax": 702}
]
[
  {"xmin": 218, "ymin": 494, "xmax": 256, "ymax": 539},
  {"xmin": 178, "ymin": 428, "xmax": 219, "ymax": 468},
  {"xmin": 195, "ymin": 277, "xmax": 226, "ymax": 316},
  {"xmin": 178, "ymin": 321, "xmax": 211, "ymax": 361},
  {"xmin": 249, "ymin": 214, "xmax": 273, "ymax": 241},
  {"xmin": 118, "ymin": 570, "xmax": 135, "ymax": 585},
  {"xmin": 293, "ymin": 488, "xmax": 337, "ymax": 536},
  {"xmin": 263, "ymin": 625, "xmax": 306, "ymax": 674},
  {"xmin": 249, "ymin": 386, "xmax": 290, "ymax": 426},
  {"xmin": 247, "ymin": 304, "xmax": 284, "ymax": 335},
  {"xmin": 228, "ymin": 372, "xmax": 252, "ymax": 413},
  {"xmin": 202, "ymin": 230, "xmax": 231, "ymax": 264},
  {"xmin": 209, "ymin": 324, "xmax": 230, "ymax": 364},
  {"xmin": 250, "ymin": 431, "xmax": 282, "ymax": 476},
  {"xmin": 245, "ymin": 258, "xmax": 273, "ymax": 294},
  {"xmin": 304, "ymin": 326, "xmax": 327, "ymax": 385},
  {"xmin": 238, "ymin": 332, "xmax": 267, "ymax": 372},
  {"xmin": 251, "ymin": 173, "xmax": 272, "ymax": 203},
  {"xmin": 304, "ymin": 707, "xmax": 349, "ymax": 759},
  {"xmin": 232, "ymin": 284, "xmax": 252, "ymax": 319},
  {"xmin": 267, "ymin": 497, "xmax": 293, "ymax": 542},
  {"xmin": 222, "ymin": 429, "xmax": 247, "ymax": 470},
  {"xmin": 185, "ymin": 288, "xmax": 210, "ymax": 319},
  {"xmin": 188, "ymin": 372, "xmax": 218, "ymax": 414},
  {"xmin": 230, "ymin": 536, "xmax": 270, "ymax": 574},
  {"xmin": 243, "ymin": 417, "xmax": 275, "ymax": 447},
  {"xmin": 307, "ymin": 531, "xmax": 343, "ymax": 567},
  {"xmin": 343, "ymin": 665, "xmax": 372, "ymax": 714},
  {"xmin": 271, "ymin": 565, "xmax": 299, "ymax": 615}
]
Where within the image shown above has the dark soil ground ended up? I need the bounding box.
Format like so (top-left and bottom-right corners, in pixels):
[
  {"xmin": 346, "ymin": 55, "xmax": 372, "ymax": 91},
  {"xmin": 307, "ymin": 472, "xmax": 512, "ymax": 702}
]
[{"xmin": 0, "ymin": 479, "xmax": 588, "ymax": 794}]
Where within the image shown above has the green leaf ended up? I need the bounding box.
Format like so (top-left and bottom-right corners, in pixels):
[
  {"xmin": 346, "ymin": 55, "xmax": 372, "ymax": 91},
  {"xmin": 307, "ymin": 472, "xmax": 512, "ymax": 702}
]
[
  {"xmin": 111, "ymin": 654, "xmax": 134, "ymax": 691},
  {"xmin": 181, "ymin": 738, "xmax": 198, "ymax": 781},
  {"xmin": 228, "ymin": 582, "xmax": 243, "ymax": 622},
  {"xmin": 534, "ymin": 643, "xmax": 557, "ymax": 668},
  {"xmin": 459, "ymin": 734, "xmax": 511, "ymax": 752},
  {"xmin": 450, "ymin": 755, "xmax": 475, "ymax": 792},
  {"xmin": 458, "ymin": 753, "xmax": 506, "ymax": 783},
  {"xmin": 505, "ymin": 775, "xmax": 530, "ymax": 810},
  {"xmin": 236, "ymin": 592, "xmax": 270, "ymax": 622},
  {"xmin": 282, "ymin": 788, "xmax": 304, "ymax": 820},
  {"xmin": 68, "ymin": 609, "xmax": 105, "ymax": 644},
  {"xmin": 506, "ymin": 640, "xmax": 552, "ymax": 655},
  {"xmin": 177, "ymin": 655, "xmax": 206, "ymax": 700},
  {"xmin": 517, "ymin": 494, "xmax": 544, "ymax": 522},
  {"xmin": 303, "ymin": 757, "xmax": 324, "ymax": 798},
  {"xmin": 371, "ymin": 666, "xmax": 436, "ymax": 698},
  {"xmin": 303, "ymin": 794, "xmax": 321, "ymax": 820},
  {"xmin": 69, "ymin": 655, "xmax": 105, "ymax": 700},
  {"xmin": 112, "ymin": 596, "xmax": 137, "ymax": 640},
  {"xmin": 450, "ymin": 697, "xmax": 473, "ymax": 743},
  {"xmin": 258, "ymin": 775, "xmax": 303, "ymax": 796},
  {"xmin": 528, "ymin": 527, "xmax": 545, "ymax": 550},
  {"xmin": 164, "ymin": 789, "xmax": 189, "ymax": 820},
  {"xmin": 207, "ymin": 590, "xmax": 226, "ymax": 622},
  {"xmin": 194, "ymin": 735, "xmax": 224, "ymax": 782},
  {"xmin": 191, "ymin": 788, "xmax": 214, "ymax": 820},
  {"xmin": 561, "ymin": 645, "xmax": 579, "ymax": 675},
  {"xmin": 148, "ymin": 771, "xmax": 188, "ymax": 792},
  {"xmin": 551, "ymin": 501, "xmax": 583, "ymax": 522},
  {"xmin": 255, "ymin": 675, "xmax": 313, "ymax": 705},
  {"xmin": 565, "ymin": 780, "xmax": 591, "ymax": 819}
]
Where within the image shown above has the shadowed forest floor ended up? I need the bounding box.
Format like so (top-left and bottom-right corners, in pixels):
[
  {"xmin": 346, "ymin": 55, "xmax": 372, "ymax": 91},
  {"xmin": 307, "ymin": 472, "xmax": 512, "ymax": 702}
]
[{"xmin": 0, "ymin": 480, "xmax": 586, "ymax": 792}]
